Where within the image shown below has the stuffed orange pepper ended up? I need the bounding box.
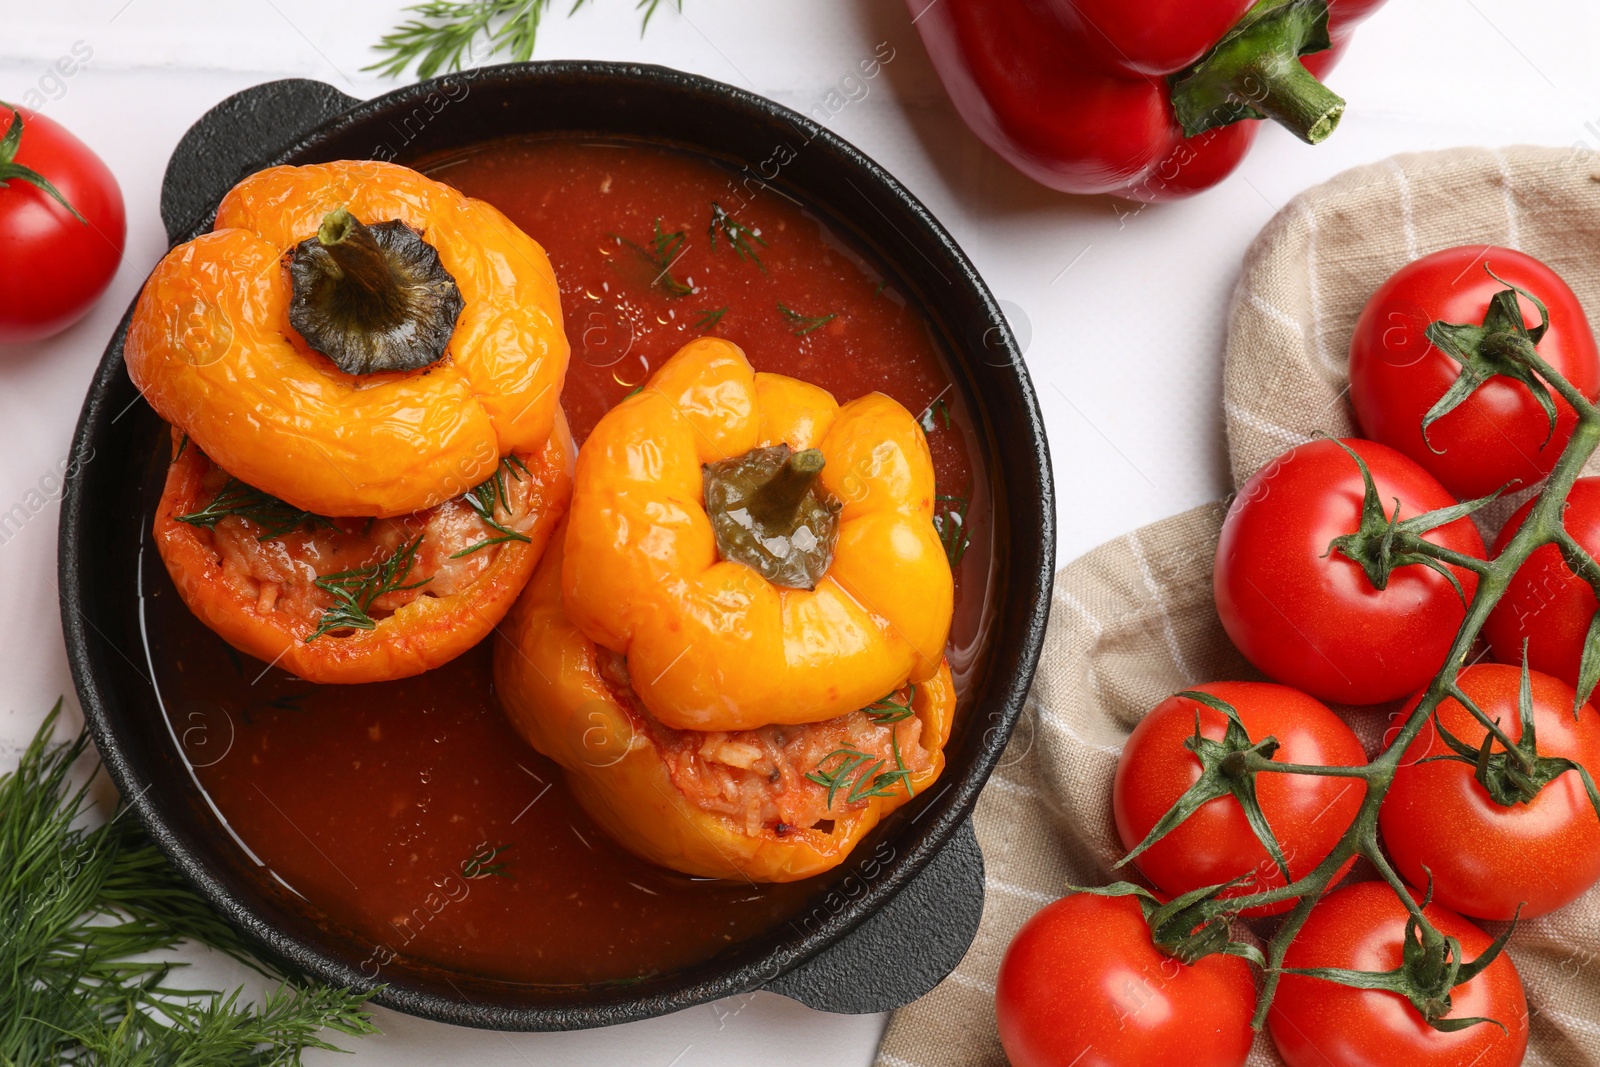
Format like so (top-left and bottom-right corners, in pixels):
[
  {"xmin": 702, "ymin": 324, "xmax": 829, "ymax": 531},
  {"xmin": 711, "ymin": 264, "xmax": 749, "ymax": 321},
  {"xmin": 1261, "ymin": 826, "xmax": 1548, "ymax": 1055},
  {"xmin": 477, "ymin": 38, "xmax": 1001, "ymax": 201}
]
[
  {"xmin": 125, "ymin": 159, "xmax": 569, "ymax": 518},
  {"xmin": 156, "ymin": 416, "xmax": 571, "ymax": 685},
  {"xmin": 495, "ymin": 527, "xmax": 956, "ymax": 882},
  {"xmin": 560, "ymin": 337, "xmax": 954, "ymax": 732},
  {"xmin": 128, "ymin": 160, "xmax": 574, "ymax": 683}
]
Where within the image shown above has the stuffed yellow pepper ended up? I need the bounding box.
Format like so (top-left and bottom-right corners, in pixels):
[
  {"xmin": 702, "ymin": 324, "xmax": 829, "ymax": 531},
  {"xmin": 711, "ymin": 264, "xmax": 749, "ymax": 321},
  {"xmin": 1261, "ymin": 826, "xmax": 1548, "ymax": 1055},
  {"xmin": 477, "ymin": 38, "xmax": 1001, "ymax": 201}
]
[
  {"xmin": 560, "ymin": 337, "xmax": 954, "ymax": 732},
  {"xmin": 495, "ymin": 337, "xmax": 960, "ymax": 880}
]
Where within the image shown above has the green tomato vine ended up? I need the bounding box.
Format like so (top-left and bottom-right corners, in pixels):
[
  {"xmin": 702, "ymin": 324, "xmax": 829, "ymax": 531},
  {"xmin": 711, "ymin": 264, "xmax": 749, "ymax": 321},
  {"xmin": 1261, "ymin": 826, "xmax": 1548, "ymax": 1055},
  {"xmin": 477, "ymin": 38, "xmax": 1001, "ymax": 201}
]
[{"xmin": 1097, "ymin": 269, "xmax": 1600, "ymax": 1032}]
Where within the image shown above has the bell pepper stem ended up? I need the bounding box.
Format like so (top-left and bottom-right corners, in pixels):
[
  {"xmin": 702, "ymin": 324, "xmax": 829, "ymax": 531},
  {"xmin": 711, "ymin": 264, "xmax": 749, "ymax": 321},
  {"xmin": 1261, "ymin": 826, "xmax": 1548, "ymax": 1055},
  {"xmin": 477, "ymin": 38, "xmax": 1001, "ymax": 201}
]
[
  {"xmin": 748, "ymin": 448, "xmax": 825, "ymax": 527},
  {"xmin": 1235, "ymin": 55, "xmax": 1344, "ymax": 145},
  {"xmin": 315, "ymin": 207, "xmax": 408, "ymax": 326},
  {"xmin": 1170, "ymin": 0, "xmax": 1345, "ymax": 145},
  {"xmin": 288, "ymin": 206, "xmax": 464, "ymax": 375}
]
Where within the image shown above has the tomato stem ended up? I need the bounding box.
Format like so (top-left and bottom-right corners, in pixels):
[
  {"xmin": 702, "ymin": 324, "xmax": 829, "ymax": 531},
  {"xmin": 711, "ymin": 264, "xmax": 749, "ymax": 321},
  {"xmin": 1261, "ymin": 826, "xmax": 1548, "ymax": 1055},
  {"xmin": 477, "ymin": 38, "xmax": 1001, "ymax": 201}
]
[{"xmin": 0, "ymin": 106, "xmax": 87, "ymax": 224}]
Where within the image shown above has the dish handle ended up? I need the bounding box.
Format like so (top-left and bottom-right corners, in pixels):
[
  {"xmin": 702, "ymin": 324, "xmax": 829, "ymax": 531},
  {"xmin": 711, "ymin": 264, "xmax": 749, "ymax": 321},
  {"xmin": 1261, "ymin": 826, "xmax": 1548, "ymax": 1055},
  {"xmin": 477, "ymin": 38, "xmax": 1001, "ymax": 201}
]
[
  {"xmin": 764, "ymin": 815, "xmax": 985, "ymax": 1014},
  {"xmin": 161, "ymin": 78, "xmax": 357, "ymax": 244}
]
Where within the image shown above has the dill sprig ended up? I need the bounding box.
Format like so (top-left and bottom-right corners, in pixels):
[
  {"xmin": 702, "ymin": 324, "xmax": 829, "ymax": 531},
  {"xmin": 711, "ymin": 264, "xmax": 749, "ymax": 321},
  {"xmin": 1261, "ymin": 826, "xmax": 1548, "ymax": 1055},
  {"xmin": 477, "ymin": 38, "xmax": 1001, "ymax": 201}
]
[
  {"xmin": 707, "ymin": 202, "xmax": 767, "ymax": 270},
  {"xmin": 933, "ymin": 493, "xmax": 970, "ymax": 569},
  {"xmin": 453, "ymin": 456, "xmax": 533, "ymax": 558},
  {"xmin": 367, "ymin": 0, "xmax": 682, "ymax": 80},
  {"xmin": 865, "ymin": 684, "xmax": 918, "ymax": 725},
  {"xmin": 0, "ymin": 704, "xmax": 378, "ymax": 1064},
  {"xmin": 177, "ymin": 478, "xmax": 334, "ymax": 542},
  {"xmin": 307, "ymin": 534, "xmax": 432, "ymax": 642},
  {"xmin": 806, "ymin": 747, "xmax": 913, "ymax": 809},
  {"xmin": 919, "ymin": 397, "xmax": 952, "ymax": 434},
  {"xmin": 696, "ymin": 306, "xmax": 728, "ymax": 331},
  {"xmin": 615, "ymin": 218, "xmax": 693, "ymax": 297},
  {"xmin": 462, "ymin": 843, "xmax": 513, "ymax": 880},
  {"xmin": 777, "ymin": 301, "xmax": 836, "ymax": 336}
]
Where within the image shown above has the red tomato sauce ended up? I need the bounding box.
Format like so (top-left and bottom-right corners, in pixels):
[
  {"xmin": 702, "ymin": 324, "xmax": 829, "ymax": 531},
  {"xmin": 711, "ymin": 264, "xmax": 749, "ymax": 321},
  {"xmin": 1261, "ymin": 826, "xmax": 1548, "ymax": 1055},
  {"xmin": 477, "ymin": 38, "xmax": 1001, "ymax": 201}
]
[{"xmin": 143, "ymin": 137, "xmax": 991, "ymax": 984}]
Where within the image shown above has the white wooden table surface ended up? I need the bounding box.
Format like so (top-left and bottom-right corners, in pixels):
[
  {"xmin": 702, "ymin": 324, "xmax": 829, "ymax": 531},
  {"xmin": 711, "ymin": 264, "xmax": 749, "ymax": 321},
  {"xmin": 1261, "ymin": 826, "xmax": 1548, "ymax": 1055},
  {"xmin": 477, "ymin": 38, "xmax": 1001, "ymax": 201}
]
[{"xmin": 2, "ymin": 0, "xmax": 1595, "ymax": 1062}]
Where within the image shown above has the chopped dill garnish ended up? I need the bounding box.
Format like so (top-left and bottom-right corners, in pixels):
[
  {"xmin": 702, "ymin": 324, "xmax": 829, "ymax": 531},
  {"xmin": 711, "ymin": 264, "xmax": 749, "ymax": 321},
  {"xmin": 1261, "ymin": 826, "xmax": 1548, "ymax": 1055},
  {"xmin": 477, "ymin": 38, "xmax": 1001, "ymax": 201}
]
[
  {"xmin": 452, "ymin": 456, "xmax": 532, "ymax": 558},
  {"xmin": 177, "ymin": 478, "xmax": 335, "ymax": 542},
  {"xmin": 0, "ymin": 705, "xmax": 378, "ymax": 1062},
  {"xmin": 367, "ymin": 0, "xmax": 680, "ymax": 80},
  {"xmin": 462, "ymin": 843, "xmax": 512, "ymax": 880},
  {"xmin": 623, "ymin": 384, "xmax": 645, "ymax": 399},
  {"xmin": 615, "ymin": 218, "xmax": 693, "ymax": 297},
  {"xmin": 306, "ymin": 534, "xmax": 431, "ymax": 643},
  {"xmin": 696, "ymin": 306, "xmax": 728, "ymax": 331},
  {"xmin": 866, "ymin": 685, "xmax": 918, "ymax": 725},
  {"xmin": 707, "ymin": 202, "xmax": 766, "ymax": 270},
  {"xmin": 933, "ymin": 494, "xmax": 971, "ymax": 569},
  {"xmin": 892, "ymin": 729, "xmax": 915, "ymax": 798},
  {"xmin": 777, "ymin": 301, "xmax": 836, "ymax": 336},
  {"xmin": 919, "ymin": 398, "xmax": 952, "ymax": 433},
  {"xmin": 806, "ymin": 747, "xmax": 913, "ymax": 808},
  {"xmin": 174, "ymin": 433, "xmax": 190, "ymax": 460}
]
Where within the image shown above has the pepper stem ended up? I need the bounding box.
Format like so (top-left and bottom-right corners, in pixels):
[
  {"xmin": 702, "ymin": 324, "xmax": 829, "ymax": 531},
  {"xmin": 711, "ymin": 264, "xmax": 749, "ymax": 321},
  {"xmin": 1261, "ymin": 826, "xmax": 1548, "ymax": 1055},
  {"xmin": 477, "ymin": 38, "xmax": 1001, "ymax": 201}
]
[
  {"xmin": 702, "ymin": 444, "xmax": 840, "ymax": 590},
  {"xmin": 747, "ymin": 448, "xmax": 826, "ymax": 527},
  {"xmin": 1237, "ymin": 54, "xmax": 1345, "ymax": 145},
  {"xmin": 1169, "ymin": 0, "xmax": 1345, "ymax": 145},
  {"xmin": 287, "ymin": 206, "xmax": 464, "ymax": 376},
  {"xmin": 314, "ymin": 208, "xmax": 408, "ymax": 328}
]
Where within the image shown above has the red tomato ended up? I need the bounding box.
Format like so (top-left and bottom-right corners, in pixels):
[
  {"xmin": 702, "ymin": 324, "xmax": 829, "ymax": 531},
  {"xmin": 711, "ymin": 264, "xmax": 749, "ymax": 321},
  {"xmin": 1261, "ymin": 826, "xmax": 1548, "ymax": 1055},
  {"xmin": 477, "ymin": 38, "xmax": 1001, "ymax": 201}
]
[
  {"xmin": 1113, "ymin": 682, "xmax": 1367, "ymax": 915},
  {"xmin": 996, "ymin": 893, "xmax": 1254, "ymax": 1067},
  {"xmin": 1380, "ymin": 663, "xmax": 1600, "ymax": 919},
  {"xmin": 0, "ymin": 105, "xmax": 125, "ymax": 344},
  {"xmin": 1348, "ymin": 246, "xmax": 1600, "ymax": 500},
  {"xmin": 1215, "ymin": 438, "xmax": 1485, "ymax": 705},
  {"xmin": 1484, "ymin": 477, "xmax": 1600, "ymax": 689},
  {"xmin": 1269, "ymin": 882, "xmax": 1528, "ymax": 1067}
]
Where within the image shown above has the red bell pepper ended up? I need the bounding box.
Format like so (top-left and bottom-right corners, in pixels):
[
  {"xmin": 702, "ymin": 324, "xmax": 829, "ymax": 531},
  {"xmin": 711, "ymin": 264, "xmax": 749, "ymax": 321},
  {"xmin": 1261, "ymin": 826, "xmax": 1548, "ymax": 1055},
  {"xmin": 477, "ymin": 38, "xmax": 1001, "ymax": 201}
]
[{"xmin": 907, "ymin": 0, "xmax": 1386, "ymax": 202}]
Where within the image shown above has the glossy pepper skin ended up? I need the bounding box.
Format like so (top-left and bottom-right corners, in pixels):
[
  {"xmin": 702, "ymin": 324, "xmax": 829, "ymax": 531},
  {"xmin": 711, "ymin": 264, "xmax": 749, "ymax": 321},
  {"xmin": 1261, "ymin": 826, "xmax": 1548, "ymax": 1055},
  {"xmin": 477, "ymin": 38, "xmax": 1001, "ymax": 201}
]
[
  {"xmin": 908, "ymin": 0, "xmax": 1386, "ymax": 201},
  {"xmin": 495, "ymin": 527, "xmax": 957, "ymax": 882},
  {"xmin": 154, "ymin": 416, "xmax": 573, "ymax": 685},
  {"xmin": 561, "ymin": 337, "xmax": 954, "ymax": 733},
  {"xmin": 125, "ymin": 160, "xmax": 570, "ymax": 518}
]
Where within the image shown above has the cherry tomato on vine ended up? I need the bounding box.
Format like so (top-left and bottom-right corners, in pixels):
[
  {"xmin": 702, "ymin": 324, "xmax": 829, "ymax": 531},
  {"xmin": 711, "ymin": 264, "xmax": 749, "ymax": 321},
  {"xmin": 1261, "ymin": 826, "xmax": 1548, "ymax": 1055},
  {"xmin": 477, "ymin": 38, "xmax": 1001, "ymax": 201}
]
[
  {"xmin": 1214, "ymin": 438, "xmax": 1485, "ymax": 705},
  {"xmin": 0, "ymin": 104, "xmax": 125, "ymax": 344},
  {"xmin": 1380, "ymin": 663, "xmax": 1600, "ymax": 920},
  {"xmin": 1483, "ymin": 477, "xmax": 1600, "ymax": 691},
  {"xmin": 995, "ymin": 892, "xmax": 1254, "ymax": 1067},
  {"xmin": 1113, "ymin": 682, "xmax": 1367, "ymax": 916},
  {"xmin": 1269, "ymin": 882, "xmax": 1528, "ymax": 1067},
  {"xmin": 1348, "ymin": 245, "xmax": 1600, "ymax": 501}
]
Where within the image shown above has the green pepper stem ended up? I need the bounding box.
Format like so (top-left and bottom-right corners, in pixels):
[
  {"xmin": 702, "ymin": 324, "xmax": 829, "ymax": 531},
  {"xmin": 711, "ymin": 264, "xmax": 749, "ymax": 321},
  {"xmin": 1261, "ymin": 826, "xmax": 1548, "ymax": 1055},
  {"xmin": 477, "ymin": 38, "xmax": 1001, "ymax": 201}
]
[
  {"xmin": 1234, "ymin": 56, "xmax": 1344, "ymax": 145},
  {"xmin": 747, "ymin": 448, "xmax": 826, "ymax": 527},
  {"xmin": 1169, "ymin": 0, "xmax": 1346, "ymax": 145}
]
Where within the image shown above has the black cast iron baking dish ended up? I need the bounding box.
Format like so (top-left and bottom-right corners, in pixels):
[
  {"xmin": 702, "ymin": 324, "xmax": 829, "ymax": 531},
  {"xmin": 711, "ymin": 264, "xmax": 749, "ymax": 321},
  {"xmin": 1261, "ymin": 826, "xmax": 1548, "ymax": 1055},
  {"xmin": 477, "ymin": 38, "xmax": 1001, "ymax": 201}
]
[{"xmin": 58, "ymin": 62, "xmax": 1054, "ymax": 1031}]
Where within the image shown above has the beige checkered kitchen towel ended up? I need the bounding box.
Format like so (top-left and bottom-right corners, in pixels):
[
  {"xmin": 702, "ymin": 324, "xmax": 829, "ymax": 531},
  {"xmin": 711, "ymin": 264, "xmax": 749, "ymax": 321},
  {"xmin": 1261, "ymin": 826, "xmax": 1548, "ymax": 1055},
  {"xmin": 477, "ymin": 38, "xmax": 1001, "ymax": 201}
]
[{"xmin": 876, "ymin": 147, "xmax": 1600, "ymax": 1067}]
